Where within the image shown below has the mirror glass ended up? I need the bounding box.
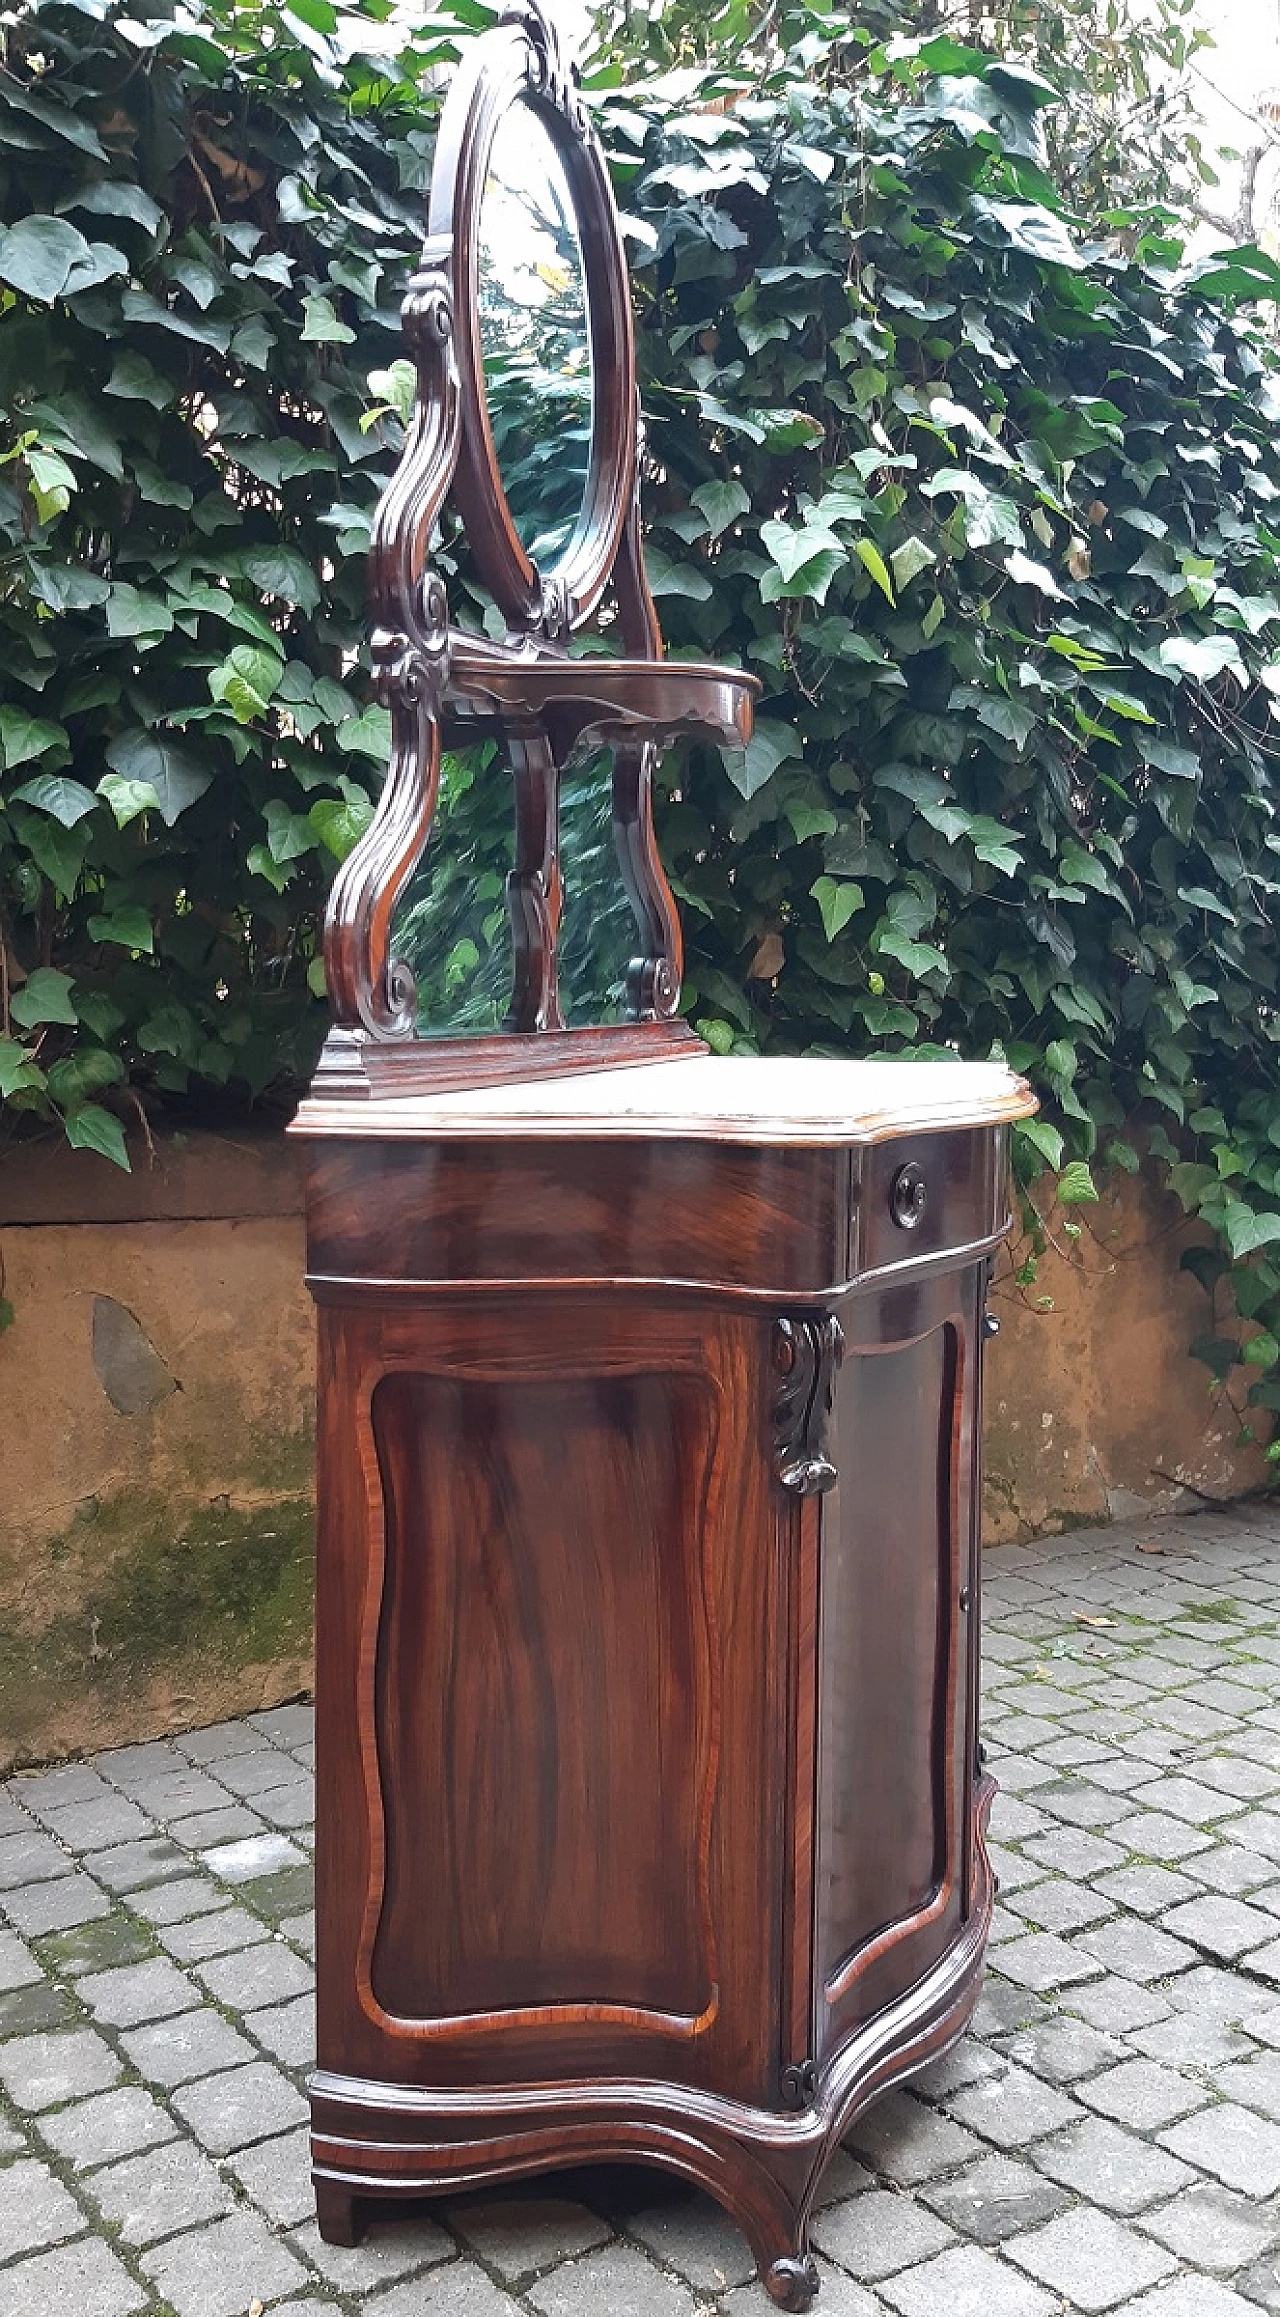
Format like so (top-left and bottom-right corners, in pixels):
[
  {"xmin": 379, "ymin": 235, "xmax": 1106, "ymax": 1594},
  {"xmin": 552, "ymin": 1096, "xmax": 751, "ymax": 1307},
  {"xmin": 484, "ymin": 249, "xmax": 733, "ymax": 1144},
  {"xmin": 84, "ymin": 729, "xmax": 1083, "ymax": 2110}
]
[{"xmin": 477, "ymin": 100, "xmax": 591, "ymax": 568}]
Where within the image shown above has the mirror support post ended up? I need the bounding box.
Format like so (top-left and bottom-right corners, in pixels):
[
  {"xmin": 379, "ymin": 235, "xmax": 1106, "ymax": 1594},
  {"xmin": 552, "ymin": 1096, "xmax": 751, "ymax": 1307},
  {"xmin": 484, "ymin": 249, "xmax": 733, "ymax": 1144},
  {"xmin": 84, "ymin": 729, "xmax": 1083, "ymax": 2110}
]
[{"xmin": 504, "ymin": 725, "xmax": 565, "ymax": 1032}]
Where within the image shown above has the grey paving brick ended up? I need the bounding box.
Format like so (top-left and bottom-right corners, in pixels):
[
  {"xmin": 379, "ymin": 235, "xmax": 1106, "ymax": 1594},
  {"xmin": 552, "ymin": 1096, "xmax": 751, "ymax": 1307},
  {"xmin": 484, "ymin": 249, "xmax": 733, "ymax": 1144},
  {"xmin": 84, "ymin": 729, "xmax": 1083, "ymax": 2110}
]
[
  {"xmin": 0, "ymin": 2156, "xmax": 86, "ymax": 2262},
  {"xmin": 0, "ymin": 1828, "xmax": 70, "ymax": 1888},
  {"xmin": 247, "ymin": 1992, "xmax": 313, "ymax": 2070},
  {"xmin": 1000, "ymin": 2013, "xmax": 1125, "ymax": 2085},
  {"xmin": 1076, "ymin": 2056, "xmax": 1208, "ymax": 2129},
  {"xmin": 140, "ymin": 2206, "xmax": 309, "ymax": 2316},
  {"xmin": 167, "ymin": 1806, "xmax": 264, "ymax": 1850},
  {"xmin": 1006, "ymin": 2204, "xmax": 1175, "ymax": 2310},
  {"xmin": 1113, "ymin": 1810, "xmax": 1218, "ymax": 1861},
  {"xmin": 990, "ymin": 1930, "xmax": 1105, "ymax": 1993},
  {"xmin": 249, "ymin": 1705, "xmax": 315, "ymax": 1750},
  {"xmin": 172, "ymin": 2057, "xmax": 308, "ymax": 2153},
  {"xmin": 1129, "ymin": 2011, "xmax": 1257, "ymax": 2071},
  {"xmin": 176, "ymin": 1721, "xmax": 271, "ymax": 1765},
  {"xmin": 2, "ymin": 1869, "xmax": 110, "ymax": 1935},
  {"xmin": 203, "ymin": 1832, "xmax": 304, "ymax": 1883},
  {"xmin": 0, "ymin": 1927, "xmax": 40, "ymax": 1991},
  {"xmin": 95, "ymin": 1740, "xmax": 186, "ymax": 1792},
  {"xmin": 1165, "ymin": 1961, "xmax": 1267, "ymax": 2024},
  {"xmin": 1215, "ymin": 2048, "xmax": 1280, "ymax": 2118},
  {"xmin": 944, "ymin": 2061, "xmax": 1078, "ymax": 2149},
  {"xmin": 222, "ymin": 2127, "xmax": 314, "ymax": 2228},
  {"xmin": 110, "ymin": 1768, "xmax": 231, "ymax": 1824},
  {"xmin": 207, "ymin": 1750, "xmax": 303, "ymax": 1801},
  {"xmin": 811, "ymin": 2186, "xmax": 955, "ymax": 2280},
  {"xmin": 1033, "ymin": 2115, "xmax": 1194, "ymax": 2213},
  {"xmin": 36, "ymin": 2083, "xmax": 177, "ymax": 2172},
  {"xmin": 0, "ymin": 2237, "xmax": 145, "ymax": 2317},
  {"xmin": 280, "ymin": 1910, "xmax": 315, "ymax": 1957},
  {"xmin": 128, "ymin": 1873, "xmax": 228, "ymax": 1926},
  {"xmin": 1122, "ymin": 2280, "xmax": 1267, "ymax": 2317},
  {"xmin": 877, "ymin": 2240, "xmax": 1057, "ymax": 2317},
  {"xmin": 38, "ymin": 1914, "xmax": 154, "ymax": 1979},
  {"xmin": 1161, "ymin": 2100, "xmax": 1280, "ymax": 2194},
  {"xmin": 121, "ymin": 2005, "xmax": 257, "ymax": 2088},
  {"xmin": 1161, "ymin": 1893, "xmax": 1278, "ymax": 1958},
  {"xmin": 1076, "ymin": 1915, "xmax": 1199, "ymax": 1982},
  {"xmin": 376, "ymin": 2261, "xmax": 522, "ymax": 2317},
  {"xmin": 622, "ymin": 2191, "xmax": 750, "ymax": 2289},
  {"xmin": 918, "ymin": 2152, "xmax": 1070, "ymax": 2245},
  {"xmin": 1065, "ymin": 1974, "xmax": 1173, "ymax": 2034},
  {"xmin": 252, "ymin": 1783, "xmax": 315, "ymax": 1832},
  {"xmin": 1095, "ymin": 1863, "xmax": 1200, "ymax": 1914},
  {"xmin": 0, "ymin": 2025, "xmax": 121, "ymax": 2111},
  {"xmin": 1019, "ymin": 1825, "xmax": 1131, "ymax": 1877},
  {"xmin": 1006, "ymin": 1878, "xmax": 1115, "ymax": 1934},
  {"xmin": 197, "ymin": 1939, "xmax": 312, "ymax": 2013},
  {"xmin": 526, "ymin": 2241, "xmax": 697, "ymax": 2316},
  {"xmin": 78, "ymin": 1954, "xmax": 199, "ymax": 2028},
  {"xmin": 1140, "ymin": 2180, "xmax": 1280, "ymax": 2273},
  {"xmin": 43, "ymin": 1795, "xmax": 152, "ymax": 1852},
  {"xmin": 1217, "ymin": 1809, "xmax": 1280, "ymax": 1863},
  {"xmin": 157, "ymin": 1904, "xmax": 268, "ymax": 1965},
  {"xmin": 14, "ymin": 1765, "xmax": 111, "ymax": 1820},
  {"xmin": 88, "ymin": 2138, "xmax": 234, "ymax": 2245},
  {"xmin": 1233, "ymin": 2246, "xmax": 1280, "ymax": 2311},
  {"xmin": 85, "ymin": 1836, "xmax": 187, "ymax": 1892},
  {"xmin": 844, "ymin": 2089, "xmax": 982, "ymax": 2184},
  {"xmin": 0, "ymin": 1979, "xmax": 75, "ymax": 2034}
]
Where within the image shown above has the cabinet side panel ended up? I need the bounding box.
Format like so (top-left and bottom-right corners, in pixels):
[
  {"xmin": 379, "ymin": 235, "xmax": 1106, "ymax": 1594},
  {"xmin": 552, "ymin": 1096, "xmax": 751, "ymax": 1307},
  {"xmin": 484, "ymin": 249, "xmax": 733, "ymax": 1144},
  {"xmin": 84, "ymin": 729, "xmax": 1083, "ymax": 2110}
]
[
  {"xmin": 368, "ymin": 1369, "xmax": 719, "ymax": 2030},
  {"xmin": 815, "ymin": 1317, "xmax": 961, "ymax": 2043}
]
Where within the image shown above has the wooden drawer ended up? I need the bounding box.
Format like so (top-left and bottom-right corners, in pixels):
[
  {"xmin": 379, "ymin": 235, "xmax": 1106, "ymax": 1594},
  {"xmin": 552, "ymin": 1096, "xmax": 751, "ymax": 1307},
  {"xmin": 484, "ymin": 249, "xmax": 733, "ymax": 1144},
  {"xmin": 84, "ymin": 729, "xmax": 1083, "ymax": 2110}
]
[{"xmin": 852, "ymin": 1129, "xmax": 1006, "ymax": 1282}]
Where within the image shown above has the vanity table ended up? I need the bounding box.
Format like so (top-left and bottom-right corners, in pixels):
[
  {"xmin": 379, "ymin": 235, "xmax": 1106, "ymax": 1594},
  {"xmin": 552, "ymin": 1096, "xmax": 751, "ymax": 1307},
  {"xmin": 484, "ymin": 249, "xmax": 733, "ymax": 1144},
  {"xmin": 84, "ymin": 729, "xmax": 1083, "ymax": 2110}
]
[{"xmin": 293, "ymin": 6, "xmax": 1036, "ymax": 2304}]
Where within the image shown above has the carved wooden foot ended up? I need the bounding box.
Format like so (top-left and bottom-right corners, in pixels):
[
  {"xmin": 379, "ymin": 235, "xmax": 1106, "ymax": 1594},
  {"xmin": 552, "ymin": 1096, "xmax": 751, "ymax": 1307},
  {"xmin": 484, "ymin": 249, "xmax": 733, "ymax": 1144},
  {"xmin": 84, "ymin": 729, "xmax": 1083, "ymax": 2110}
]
[
  {"xmin": 765, "ymin": 2253, "xmax": 819, "ymax": 2310},
  {"xmin": 315, "ymin": 2177, "xmax": 364, "ymax": 2247}
]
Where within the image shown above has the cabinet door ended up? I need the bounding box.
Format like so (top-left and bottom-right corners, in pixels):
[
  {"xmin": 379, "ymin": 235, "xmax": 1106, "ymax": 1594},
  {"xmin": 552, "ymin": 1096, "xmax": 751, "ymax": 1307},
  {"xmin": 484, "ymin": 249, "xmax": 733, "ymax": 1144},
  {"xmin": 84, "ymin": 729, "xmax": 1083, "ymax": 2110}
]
[{"xmin": 812, "ymin": 1266, "xmax": 982, "ymax": 2061}]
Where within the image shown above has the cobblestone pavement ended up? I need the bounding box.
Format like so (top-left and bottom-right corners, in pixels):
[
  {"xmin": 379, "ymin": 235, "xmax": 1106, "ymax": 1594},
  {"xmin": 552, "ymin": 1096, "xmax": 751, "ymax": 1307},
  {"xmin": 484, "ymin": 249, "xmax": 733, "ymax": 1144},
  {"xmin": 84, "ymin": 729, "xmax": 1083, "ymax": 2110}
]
[{"xmin": 5, "ymin": 1505, "xmax": 1280, "ymax": 2313}]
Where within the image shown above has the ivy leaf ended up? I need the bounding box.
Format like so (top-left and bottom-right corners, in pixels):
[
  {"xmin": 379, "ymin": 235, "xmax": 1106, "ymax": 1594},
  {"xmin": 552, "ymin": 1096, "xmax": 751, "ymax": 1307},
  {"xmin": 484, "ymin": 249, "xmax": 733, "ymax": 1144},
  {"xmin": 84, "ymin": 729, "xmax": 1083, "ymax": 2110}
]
[
  {"xmin": 0, "ymin": 1039, "xmax": 45, "ymax": 1098},
  {"xmin": 64, "ymin": 1102, "xmax": 130, "ymax": 1170},
  {"xmin": 235, "ymin": 546, "xmax": 322, "ymax": 614},
  {"xmin": 853, "ymin": 539, "xmax": 896, "ymax": 604},
  {"xmin": 301, "ymin": 292, "xmax": 355, "ymax": 343},
  {"xmin": 691, "ymin": 478, "xmax": 751, "ymax": 541},
  {"xmin": 1016, "ymin": 1118, "xmax": 1065, "ymax": 1171},
  {"xmin": 0, "ymin": 710, "xmax": 71, "ymax": 771},
  {"xmin": 1005, "ymin": 549, "xmax": 1066, "ymax": 598},
  {"xmin": 890, "ymin": 536, "xmax": 936, "ymax": 592},
  {"xmin": 308, "ymin": 791, "xmax": 374, "ymax": 861},
  {"xmin": 0, "ymin": 213, "xmax": 93, "ymax": 302},
  {"xmin": 12, "ymin": 773, "xmax": 96, "ymax": 824},
  {"xmin": 1225, "ymin": 1207, "xmax": 1280, "ymax": 1260},
  {"xmin": 103, "ymin": 734, "xmax": 212, "ymax": 826},
  {"xmin": 812, "ymin": 876, "xmax": 865, "ymax": 941},
  {"xmin": 9, "ymin": 967, "xmax": 77, "ymax": 1028},
  {"xmin": 208, "ymin": 645, "xmax": 285, "ymax": 724},
  {"xmin": 1159, "ymin": 634, "xmax": 1246, "ymax": 683},
  {"xmin": 644, "ymin": 543, "xmax": 713, "ymax": 599},
  {"xmin": 721, "ymin": 718, "xmax": 800, "ymax": 800},
  {"xmin": 97, "ymin": 775, "xmax": 161, "ymax": 828},
  {"xmin": 1058, "ymin": 1160, "xmax": 1099, "ymax": 1205},
  {"xmin": 86, "ymin": 907, "xmax": 155, "ymax": 952}
]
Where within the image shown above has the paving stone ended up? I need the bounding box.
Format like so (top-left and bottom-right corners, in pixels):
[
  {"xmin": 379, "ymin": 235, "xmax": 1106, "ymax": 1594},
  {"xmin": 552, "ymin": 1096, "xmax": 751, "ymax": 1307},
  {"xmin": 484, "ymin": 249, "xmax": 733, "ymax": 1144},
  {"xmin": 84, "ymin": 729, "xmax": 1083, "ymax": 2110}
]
[
  {"xmin": 0, "ymin": 1829, "xmax": 71, "ymax": 1888},
  {"xmin": 0, "ymin": 2025, "xmax": 121, "ymax": 2111},
  {"xmin": 999, "ymin": 2013, "xmax": 1125, "ymax": 2086},
  {"xmin": 918, "ymin": 2152, "xmax": 1070, "ymax": 2245},
  {"xmin": 15, "ymin": 1765, "xmax": 111, "ymax": 1820},
  {"xmin": 1129, "ymin": 2012, "xmax": 1258, "ymax": 2071},
  {"xmin": 140, "ymin": 2206, "xmax": 310, "ymax": 2316},
  {"xmin": 208, "ymin": 1751, "xmax": 304, "ymax": 1801},
  {"xmin": 1029, "ymin": 1779, "xmax": 1140, "ymax": 1831},
  {"xmin": 95, "ymin": 1741, "xmax": 187, "ymax": 1792},
  {"xmin": 1115, "ymin": 1811, "xmax": 1219, "ymax": 1862},
  {"xmin": 203, "ymin": 1832, "xmax": 305, "ymax": 1885},
  {"xmin": 0, "ymin": 1975, "xmax": 77, "ymax": 2033},
  {"xmin": 1216, "ymin": 1810, "xmax": 1280, "ymax": 1863},
  {"xmin": 1006, "ymin": 1878, "xmax": 1115, "ymax": 1934},
  {"xmin": 279, "ymin": 1910, "xmax": 315, "ymax": 1958},
  {"xmin": 250, "ymin": 1704, "xmax": 315, "ymax": 1750},
  {"xmin": 877, "ymin": 2240, "xmax": 1057, "ymax": 2316},
  {"xmin": 1066, "ymin": 1974, "xmax": 1173, "ymax": 2034},
  {"xmin": 1165, "ymin": 1961, "xmax": 1266, "ymax": 2025},
  {"xmin": 1033, "ymin": 2115, "xmax": 1194, "ymax": 2213},
  {"xmin": 374, "ymin": 2261, "xmax": 522, "ymax": 2316},
  {"xmin": 0, "ymin": 1927, "xmax": 40, "ymax": 1991},
  {"xmin": 89, "ymin": 2138, "xmax": 235, "ymax": 2245},
  {"xmin": 78, "ymin": 1954, "xmax": 199, "ymax": 2028},
  {"xmin": 197, "ymin": 1940, "xmax": 312, "ymax": 2013},
  {"xmin": 913, "ymin": 2040, "xmax": 1005, "ymax": 2102},
  {"xmin": 177, "ymin": 1721, "xmax": 272, "ymax": 1765},
  {"xmin": 1019, "ymin": 1827, "xmax": 1131, "ymax": 1878},
  {"xmin": 111, "ymin": 1769, "xmax": 232, "ymax": 1824},
  {"xmin": 1140, "ymin": 2180, "xmax": 1280, "ymax": 2273},
  {"xmin": 42, "ymin": 1795, "xmax": 152, "ymax": 1852},
  {"xmin": 1006, "ymin": 2203, "xmax": 1176, "ymax": 2310},
  {"xmin": 622, "ymin": 2190, "xmax": 751, "ymax": 2289},
  {"xmin": 1096, "ymin": 1863, "xmax": 1201, "ymax": 1914},
  {"xmin": 249, "ymin": 1993, "xmax": 314, "ymax": 2069},
  {"xmin": 222, "ymin": 2127, "xmax": 314, "ymax": 2228},
  {"xmin": 167, "ymin": 1806, "xmax": 264, "ymax": 1850},
  {"xmin": 0, "ymin": 2155, "xmax": 86, "ymax": 2262},
  {"xmin": 1076, "ymin": 1916, "xmax": 1199, "ymax": 1982},
  {"xmin": 3, "ymin": 1870, "xmax": 110, "ymax": 1935},
  {"xmin": 172, "ymin": 2057, "xmax": 308, "ymax": 2153},
  {"xmin": 972, "ymin": 1980, "xmax": 1052, "ymax": 2038},
  {"xmin": 945, "ymin": 2061, "xmax": 1078, "ymax": 2149},
  {"xmin": 128, "ymin": 1874, "xmax": 229, "ymax": 1926},
  {"xmin": 811, "ymin": 2186, "xmax": 956, "ymax": 2280},
  {"xmin": 157, "ymin": 1904, "xmax": 269, "ymax": 1964},
  {"xmin": 526, "ymin": 2241, "xmax": 697, "ymax": 2316},
  {"xmin": 844, "ymin": 2089, "xmax": 982, "ymax": 2184},
  {"xmin": 1076, "ymin": 2056, "xmax": 1208, "ymax": 2129},
  {"xmin": 1122, "ymin": 2280, "xmax": 1267, "ymax": 2317},
  {"xmin": 0, "ymin": 2237, "xmax": 145, "ymax": 2317},
  {"xmin": 1162, "ymin": 1894, "xmax": 1278, "ymax": 1959},
  {"xmin": 85, "ymin": 1837, "xmax": 187, "ymax": 1892},
  {"xmin": 36, "ymin": 2083, "xmax": 177, "ymax": 2172},
  {"xmin": 1161, "ymin": 2101, "xmax": 1280, "ymax": 2194},
  {"xmin": 442, "ymin": 2187, "xmax": 612, "ymax": 2279},
  {"xmin": 989, "ymin": 1930, "xmax": 1105, "ymax": 1993},
  {"xmin": 241, "ymin": 1862, "xmax": 315, "ymax": 1923},
  {"xmin": 38, "ymin": 1914, "xmax": 155, "ymax": 1979},
  {"xmin": 252, "ymin": 1783, "xmax": 315, "ymax": 1832},
  {"xmin": 121, "ymin": 2005, "xmax": 257, "ymax": 2087},
  {"xmin": 1215, "ymin": 2049, "xmax": 1280, "ymax": 2118}
]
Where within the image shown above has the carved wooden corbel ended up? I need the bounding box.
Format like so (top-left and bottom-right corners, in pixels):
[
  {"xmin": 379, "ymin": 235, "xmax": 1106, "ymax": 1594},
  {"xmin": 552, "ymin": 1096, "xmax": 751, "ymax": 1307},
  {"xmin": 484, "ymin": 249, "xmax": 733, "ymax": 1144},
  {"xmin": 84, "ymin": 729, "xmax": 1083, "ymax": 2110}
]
[{"xmin": 772, "ymin": 1316, "xmax": 844, "ymax": 1497}]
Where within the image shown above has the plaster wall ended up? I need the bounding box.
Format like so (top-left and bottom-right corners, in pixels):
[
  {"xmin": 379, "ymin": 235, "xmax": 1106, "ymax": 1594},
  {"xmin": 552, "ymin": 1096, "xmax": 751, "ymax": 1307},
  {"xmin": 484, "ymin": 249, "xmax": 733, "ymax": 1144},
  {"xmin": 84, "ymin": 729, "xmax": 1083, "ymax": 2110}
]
[{"xmin": 0, "ymin": 1129, "xmax": 1269, "ymax": 1767}]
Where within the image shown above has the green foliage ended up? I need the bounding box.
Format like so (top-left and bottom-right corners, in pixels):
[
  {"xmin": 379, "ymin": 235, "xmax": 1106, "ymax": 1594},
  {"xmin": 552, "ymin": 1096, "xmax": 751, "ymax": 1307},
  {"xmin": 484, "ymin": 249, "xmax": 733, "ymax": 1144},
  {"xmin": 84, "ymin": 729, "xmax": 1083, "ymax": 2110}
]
[{"xmin": 0, "ymin": 0, "xmax": 472, "ymax": 1151}]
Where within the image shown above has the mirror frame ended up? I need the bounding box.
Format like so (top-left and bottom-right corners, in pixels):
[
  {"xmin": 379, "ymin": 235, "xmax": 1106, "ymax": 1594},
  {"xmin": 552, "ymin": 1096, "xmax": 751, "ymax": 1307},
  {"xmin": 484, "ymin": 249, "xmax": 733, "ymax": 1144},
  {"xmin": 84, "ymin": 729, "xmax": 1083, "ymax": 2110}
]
[{"xmin": 431, "ymin": 2, "xmax": 635, "ymax": 642}]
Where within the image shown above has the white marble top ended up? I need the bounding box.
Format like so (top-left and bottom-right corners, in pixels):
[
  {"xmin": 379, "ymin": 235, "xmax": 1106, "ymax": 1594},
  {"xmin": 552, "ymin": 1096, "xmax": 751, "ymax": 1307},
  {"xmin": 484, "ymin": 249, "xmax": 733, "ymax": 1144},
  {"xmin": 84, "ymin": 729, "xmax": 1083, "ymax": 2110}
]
[{"xmin": 296, "ymin": 1054, "xmax": 1037, "ymax": 1145}]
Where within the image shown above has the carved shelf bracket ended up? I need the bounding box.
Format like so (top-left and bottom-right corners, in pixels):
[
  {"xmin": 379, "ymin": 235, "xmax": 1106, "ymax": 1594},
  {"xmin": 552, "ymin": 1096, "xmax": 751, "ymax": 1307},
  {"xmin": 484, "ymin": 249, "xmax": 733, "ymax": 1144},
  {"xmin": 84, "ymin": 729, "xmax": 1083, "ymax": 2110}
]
[{"xmin": 772, "ymin": 1316, "xmax": 844, "ymax": 1497}]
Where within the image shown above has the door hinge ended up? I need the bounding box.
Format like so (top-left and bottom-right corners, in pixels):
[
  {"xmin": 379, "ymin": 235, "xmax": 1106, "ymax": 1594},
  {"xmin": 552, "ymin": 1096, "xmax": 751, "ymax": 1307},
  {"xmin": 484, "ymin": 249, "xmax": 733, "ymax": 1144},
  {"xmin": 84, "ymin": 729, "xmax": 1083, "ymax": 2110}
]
[{"xmin": 780, "ymin": 2058, "xmax": 819, "ymax": 2109}]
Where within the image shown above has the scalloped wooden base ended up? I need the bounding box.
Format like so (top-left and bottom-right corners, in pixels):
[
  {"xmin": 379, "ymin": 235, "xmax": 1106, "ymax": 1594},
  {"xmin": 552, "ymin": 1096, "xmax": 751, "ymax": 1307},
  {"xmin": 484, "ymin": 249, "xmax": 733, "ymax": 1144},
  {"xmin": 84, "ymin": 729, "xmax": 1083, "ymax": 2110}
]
[
  {"xmin": 312, "ymin": 1810, "xmax": 995, "ymax": 2310},
  {"xmin": 311, "ymin": 1017, "xmax": 706, "ymax": 1102}
]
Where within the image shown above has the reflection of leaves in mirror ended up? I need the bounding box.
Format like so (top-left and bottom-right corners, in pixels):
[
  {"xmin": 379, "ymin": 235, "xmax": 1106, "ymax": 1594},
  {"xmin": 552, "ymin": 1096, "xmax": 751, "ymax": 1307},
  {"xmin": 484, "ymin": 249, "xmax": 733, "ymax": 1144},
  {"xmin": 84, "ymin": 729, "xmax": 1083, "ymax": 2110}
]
[
  {"xmin": 479, "ymin": 108, "xmax": 591, "ymax": 567},
  {"xmin": 395, "ymin": 746, "xmax": 631, "ymax": 1032}
]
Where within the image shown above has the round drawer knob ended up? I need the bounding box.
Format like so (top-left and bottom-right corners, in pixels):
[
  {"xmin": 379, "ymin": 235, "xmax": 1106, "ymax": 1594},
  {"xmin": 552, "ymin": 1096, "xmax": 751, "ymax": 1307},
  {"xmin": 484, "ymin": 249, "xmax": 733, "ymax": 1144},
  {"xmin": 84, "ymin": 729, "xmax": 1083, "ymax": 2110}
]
[{"xmin": 889, "ymin": 1160, "xmax": 928, "ymax": 1230}]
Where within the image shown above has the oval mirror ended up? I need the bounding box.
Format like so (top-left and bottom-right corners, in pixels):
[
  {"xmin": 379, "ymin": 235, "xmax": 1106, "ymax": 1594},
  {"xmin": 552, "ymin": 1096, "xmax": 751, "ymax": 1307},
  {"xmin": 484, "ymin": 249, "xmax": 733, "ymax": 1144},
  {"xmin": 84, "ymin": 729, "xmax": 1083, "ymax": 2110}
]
[{"xmin": 477, "ymin": 100, "xmax": 592, "ymax": 571}]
